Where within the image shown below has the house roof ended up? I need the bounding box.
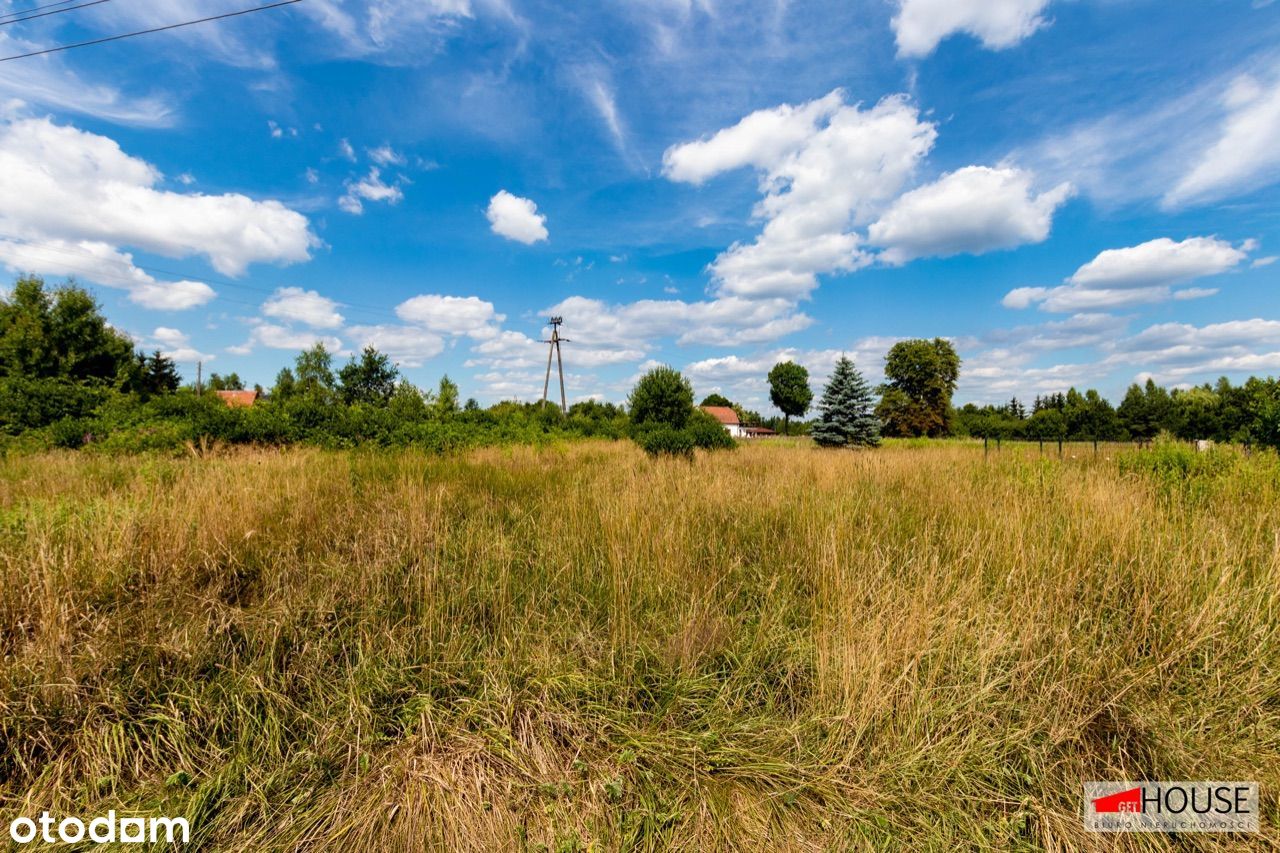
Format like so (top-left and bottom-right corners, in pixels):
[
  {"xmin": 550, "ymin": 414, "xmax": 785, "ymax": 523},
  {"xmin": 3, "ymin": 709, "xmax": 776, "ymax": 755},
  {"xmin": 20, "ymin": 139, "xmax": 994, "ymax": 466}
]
[
  {"xmin": 700, "ymin": 405, "xmax": 740, "ymax": 425},
  {"xmin": 215, "ymin": 390, "xmax": 259, "ymax": 407}
]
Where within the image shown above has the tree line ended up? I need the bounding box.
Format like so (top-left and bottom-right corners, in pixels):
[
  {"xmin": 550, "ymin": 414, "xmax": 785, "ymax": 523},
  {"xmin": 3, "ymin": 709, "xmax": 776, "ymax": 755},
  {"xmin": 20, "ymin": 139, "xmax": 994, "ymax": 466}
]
[{"xmin": 5, "ymin": 275, "xmax": 1280, "ymax": 453}]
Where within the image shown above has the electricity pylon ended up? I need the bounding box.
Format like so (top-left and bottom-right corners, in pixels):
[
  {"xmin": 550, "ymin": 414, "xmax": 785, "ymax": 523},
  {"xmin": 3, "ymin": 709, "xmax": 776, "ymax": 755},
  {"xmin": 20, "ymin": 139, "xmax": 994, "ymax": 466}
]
[{"xmin": 540, "ymin": 316, "xmax": 569, "ymax": 413}]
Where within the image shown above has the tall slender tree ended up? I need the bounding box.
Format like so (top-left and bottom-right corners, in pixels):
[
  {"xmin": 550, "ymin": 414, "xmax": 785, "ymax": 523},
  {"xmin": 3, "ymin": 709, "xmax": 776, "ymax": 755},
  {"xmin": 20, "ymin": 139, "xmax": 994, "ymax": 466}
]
[{"xmin": 811, "ymin": 356, "xmax": 880, "ymax": 448}]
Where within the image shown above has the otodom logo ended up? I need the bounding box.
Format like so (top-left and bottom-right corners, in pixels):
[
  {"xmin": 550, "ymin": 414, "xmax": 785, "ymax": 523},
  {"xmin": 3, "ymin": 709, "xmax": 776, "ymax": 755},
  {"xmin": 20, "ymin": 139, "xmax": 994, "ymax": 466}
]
[{"xmin": 1084, "ymin": 782, "xmax": 1259, "ymax": 833}]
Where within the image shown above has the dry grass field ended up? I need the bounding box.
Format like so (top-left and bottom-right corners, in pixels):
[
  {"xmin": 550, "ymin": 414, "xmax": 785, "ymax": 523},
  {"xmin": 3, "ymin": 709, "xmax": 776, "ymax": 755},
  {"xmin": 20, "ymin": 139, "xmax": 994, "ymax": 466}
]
[{"xmin": 1, "ymin": 439, "xmax": 1277, "ymax": 850}]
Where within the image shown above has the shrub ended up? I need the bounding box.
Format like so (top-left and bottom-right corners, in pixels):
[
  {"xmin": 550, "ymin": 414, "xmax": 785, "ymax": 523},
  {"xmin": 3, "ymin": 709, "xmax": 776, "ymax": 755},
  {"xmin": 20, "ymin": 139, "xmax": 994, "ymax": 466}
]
[
  {"xmin": 628, "ymin": 366, "xmax": 694, "ymax": 429},
  {"xmin": 636, "ymin": 424, "xmax": 696, "ymax": 458}
]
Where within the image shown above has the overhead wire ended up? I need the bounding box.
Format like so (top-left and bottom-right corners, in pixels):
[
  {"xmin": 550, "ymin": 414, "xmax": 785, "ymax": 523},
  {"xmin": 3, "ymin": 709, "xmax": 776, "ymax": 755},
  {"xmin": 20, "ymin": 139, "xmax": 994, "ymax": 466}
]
[
  {"xmin": 0, "ymin": 0, "xmax": 112, "ymax": 27},
  {"xmin": 0, "ymin": 0, "xmax": 302, "ymax": 62},
  {"xmin": 0, "ymin": 0, "xmax": 77, "ymax": 21}
]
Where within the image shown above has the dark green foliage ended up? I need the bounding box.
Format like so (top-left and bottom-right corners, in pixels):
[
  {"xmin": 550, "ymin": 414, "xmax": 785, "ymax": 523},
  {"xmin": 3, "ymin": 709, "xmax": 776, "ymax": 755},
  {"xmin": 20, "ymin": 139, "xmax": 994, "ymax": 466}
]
[
  {"xmin": 0, "ymin": 276, "xmax": 134, "ymax": 382},
  {"xmin": 699, "ymin": 393, "xmax": 733, "ymax": 407},
  {"xmin": 628, "ymin": 366, "xmax": 694, "ymax": 429},
  {"xmin": 338, "ymin": 346, "xmax": 399, "ymax": 405},
  {"xmin": 635, "ymin": 424, "xmax": 696, "ymax": 458},
  {"xmin": 767, "ymin": 361, "xmax": 812, "ymax": 435},
  {"xmin": 876, "ymin": 338, "xmax": 961, "ymax": 437},
  {"xmin": 810, "ymin": 356, "xmax": 879, "ymax": 448},
  {"xmin": 206, "ymin": 372, "xmax": 245, "ymax": 392}
]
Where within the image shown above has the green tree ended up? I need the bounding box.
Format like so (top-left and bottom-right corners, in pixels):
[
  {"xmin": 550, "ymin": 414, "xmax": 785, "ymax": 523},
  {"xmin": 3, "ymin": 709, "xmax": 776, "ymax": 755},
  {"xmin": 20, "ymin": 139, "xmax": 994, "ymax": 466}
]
[
  {"xmin": 338, "ymin": 346, "xmax": 398, "ymax": 405},
  {"xmin": 293, "ymin": 343, "xmax": 336, "ymax": 399},
  {"xmin": 436, "ymin": 375, "xmax": 460, "ymax": 416},
  {"xmin": 876, "ymin": 338, "xmax": 961, "ymax": 437},
  {"xmin": 700, "ymin": 393, "xmax": 733, "ymax": 408},
  {"xmin": 140, "ymin": 351, "xmax": 181, "ymax": 396},
  {"xmin": 810, "ymin": 356, "xmax": 879, "ymax": 448},
  {"xmin": 0, "ymin": 276, "xmax": 133, "ymax": 381},
  {"xmin": 767, "ymin": 361, "xmax": 812, "ymax": 435},
  {"xmin": 271, "ymin": 367, "xmax": 297, "ymax": 400},
  {"xmin": 628, "ymin": 365, "xmax": 694, "ymax": 428},
  {"xmin": 207, "ymin": 372, "xmax": 245, "ymax": 392}
]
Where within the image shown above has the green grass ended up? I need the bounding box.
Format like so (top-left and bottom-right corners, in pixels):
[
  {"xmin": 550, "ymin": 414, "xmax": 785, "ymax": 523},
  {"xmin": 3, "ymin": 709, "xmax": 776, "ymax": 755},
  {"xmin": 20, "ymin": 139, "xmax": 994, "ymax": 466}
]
[{"xmin": 0, "ymin": 440, "xmax": 1277, "ymax": 850}]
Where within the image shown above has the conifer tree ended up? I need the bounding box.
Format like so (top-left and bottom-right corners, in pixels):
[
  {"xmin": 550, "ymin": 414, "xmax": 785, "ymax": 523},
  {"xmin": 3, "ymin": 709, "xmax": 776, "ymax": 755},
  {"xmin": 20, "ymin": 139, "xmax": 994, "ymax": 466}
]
[{"xmin": 810, "ymin": 355, "xmax": 880, "ymax": 448}]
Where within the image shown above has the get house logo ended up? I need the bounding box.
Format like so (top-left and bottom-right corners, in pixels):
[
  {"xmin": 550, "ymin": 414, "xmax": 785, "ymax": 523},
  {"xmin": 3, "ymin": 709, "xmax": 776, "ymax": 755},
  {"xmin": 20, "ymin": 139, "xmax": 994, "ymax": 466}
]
[{"xmin": 1084, "ymin": 782, "xmax": 1259, "ymax": 833}]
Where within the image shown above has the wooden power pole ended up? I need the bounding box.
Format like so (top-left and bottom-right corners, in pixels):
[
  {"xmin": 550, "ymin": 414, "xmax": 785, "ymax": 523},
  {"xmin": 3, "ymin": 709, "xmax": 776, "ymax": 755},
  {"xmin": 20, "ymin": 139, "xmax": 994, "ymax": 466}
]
[{"xmin": 540, "ymin": 316, "xmax": 570, "ymax": 413}]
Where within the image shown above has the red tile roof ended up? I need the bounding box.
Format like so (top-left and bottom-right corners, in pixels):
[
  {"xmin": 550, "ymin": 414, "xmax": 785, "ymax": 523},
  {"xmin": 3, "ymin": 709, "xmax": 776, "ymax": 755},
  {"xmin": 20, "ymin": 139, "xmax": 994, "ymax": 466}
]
[
  {"xmin": 215, "ymin": 390, "xmax": 258, "ymax": 408},
  {"xmin": 700, "ymin": 405, "xmax": 739, "ymax": 425}
]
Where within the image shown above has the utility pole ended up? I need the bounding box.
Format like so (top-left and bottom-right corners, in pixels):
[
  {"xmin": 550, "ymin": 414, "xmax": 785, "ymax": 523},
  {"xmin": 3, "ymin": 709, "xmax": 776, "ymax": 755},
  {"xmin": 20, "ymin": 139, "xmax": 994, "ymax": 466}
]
[
  {"xmin": 196, "ymin": 360, "xmax": 202, "ymax": 396},
  {"xmin": 540, "ymin": 316, "xmax": 570, "ymax": 413}
]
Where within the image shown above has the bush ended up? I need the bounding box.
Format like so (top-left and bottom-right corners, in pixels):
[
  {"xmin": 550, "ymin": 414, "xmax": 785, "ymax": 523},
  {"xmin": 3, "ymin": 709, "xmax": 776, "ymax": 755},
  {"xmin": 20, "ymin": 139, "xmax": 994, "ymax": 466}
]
[
  {"xmin": 687, "ymin": 408, "xmax": 736, "ymax": 450},
  {"xmin": 636, "ymin": 424, "xmax": 696, "ymax": 458},
  {"xmin": 628, "ymin": 366, "xmax": 694, "ymax": 429}
]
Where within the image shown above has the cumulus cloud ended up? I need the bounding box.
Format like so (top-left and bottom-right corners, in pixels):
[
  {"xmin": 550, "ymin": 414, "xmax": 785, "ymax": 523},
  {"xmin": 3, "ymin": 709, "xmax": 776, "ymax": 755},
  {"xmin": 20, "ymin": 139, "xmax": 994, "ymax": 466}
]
[
  {"xmin": 339, "ymin": 167, "xmax": 405, "ymax": 215},
  {"xmin": 395, "ymin": 294, "xmax": 504, "ymax": 338},
  {"xmin": 545, "ymin": 294, "xmax": 813, "ymax": 350},
  {"xmin": 869, "ymin": 166, "xmax": 1072, "ymax": 264},
  {"xmin": 1165, "ymin": 72, "xmax": 1280, "ymax": 207},
  {"xmin": 1104, "ymin": 317, "xmax": 1280, "ymax": 382},
  {"xmin": 228, "ymin": 321, "xmax": 342, "ymax": 355},
  {"xmin": 892, "ymin": 0, "xmax": 1052, "ymax": 58},
  {"xmin": 149, "ymin": 326, "xmax": 213, "ymax": 363},
  {"xmin": 0, "ymin": 117, "xmax": 317, "ymax": 294},
  {"xmin": 0, "ymin": 237, "xmax": 215, "ymax": 310},
  {"xmin": 664, "ymin": 90, "xmax": 937, "ymax": 299},
  {"xmin": 486, "ymin": 190, "xmax": 549, "ymax": 244},
  {"xmin": 1004, "ymin": 236, "xmax": 1253, "ymax": 312},
  {"xmin": 262, "ymin": 287, "xmax": 345, "ymax": 329},
  {"xmin": 344, "ymin": 324, "xmax": 444, "ymax": 367}
]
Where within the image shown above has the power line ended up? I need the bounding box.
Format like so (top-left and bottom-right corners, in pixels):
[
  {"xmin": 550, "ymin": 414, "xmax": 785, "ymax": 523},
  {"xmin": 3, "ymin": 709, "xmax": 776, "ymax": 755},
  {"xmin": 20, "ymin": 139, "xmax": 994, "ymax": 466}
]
[
  {"xmin": 0, "ymin": 0, "xmax": 111, "ymax": 27},
  {"xmin": 0, "ymin": 0, "xmax": 302, "ymax": 62},
  {"xmin": 0, "ymin": 0, "xmax": 76, "ymax": 21}
]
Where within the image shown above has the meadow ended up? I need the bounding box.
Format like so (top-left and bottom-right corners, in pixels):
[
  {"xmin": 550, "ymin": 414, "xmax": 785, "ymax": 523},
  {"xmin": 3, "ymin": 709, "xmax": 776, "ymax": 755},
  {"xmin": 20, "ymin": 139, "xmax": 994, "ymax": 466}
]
[{"xmin": 0, "ymin": 439, "xmax": 1277, "ymax": 851}]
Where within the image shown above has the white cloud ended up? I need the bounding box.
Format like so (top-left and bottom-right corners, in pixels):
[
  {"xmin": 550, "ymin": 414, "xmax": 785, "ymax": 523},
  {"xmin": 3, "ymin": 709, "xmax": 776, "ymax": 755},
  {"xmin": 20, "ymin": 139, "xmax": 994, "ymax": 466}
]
[
  {"xmin": 339, "ymin": 167, "xmax": 405, "ymax": 215},
  {"xmin": 869, "ymin": 166, "xmax": 1072, "ymax": 264},
  {"xmin": 229, "ymin": 321, "xmax": 342, "ymax": 355},
  {"xmin": 0, "ymin": 44, "xmax": 173, "ymax": 127},
  {"xmin": 892, "ymin": 0, "xmax": 1053, "ymax": 58},
  {"xmin": 1103, "ymin": 318, "xmax": 1280, "ymax": 383},
  {"xmin": 344, "ymin": 324, "xmax": 444, "ymax": 367},
  {"xmin": 545, "ymin": 294, "xmax": 813, "ymax": 349},
  {"xmin": 664, "ymin": 91, "xmax": 937, "ymax": 299},
  {"xmin": 486, "ymin": 190, "xmax": 549, "ymax": 244},
  {"xmin": 368, "ymin": 144, "xmax": 406, "ymax": 166},
  {"xmin": 0, "ymin": 237, "xmax": 214, "ymax": 310},
  {"xmin": 262, "ymin": 286, "xmax": 345, "ymax": 329},
  {"xmin": 0, "ymin": 117, "xmax": 318, "ymax": 280},
  {"xmin": 395, "ymin": 294, "xmax": 504, "ymax": 338},
  {"xmin": 149, "ymin": 326, "xmax": 212, "ymax": 363},
  {"xmin": 1166, "ymin": 73, "xmax": 1280, "ymax": 207},
  {"xmin": 301, "ymin": 0, "xmax": 476, "ymax": 58},
  {"xmin": 1005, "ymin": 236, "xmax": 1253, "ymax": 312},
  {"xmin": 338, "ymin": 138, "xmax": 356, "ymax": 161}
]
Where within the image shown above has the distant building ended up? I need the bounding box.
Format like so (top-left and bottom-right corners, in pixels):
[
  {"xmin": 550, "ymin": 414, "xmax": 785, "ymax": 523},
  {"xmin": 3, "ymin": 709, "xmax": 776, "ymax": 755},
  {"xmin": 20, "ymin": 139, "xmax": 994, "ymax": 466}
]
[
  {"xmin": 742, "ymin": 425, "xmax": 776, "ymax": 438},
  {"xmin": 700, "ymin": 405, "xmax": 747, "ymax": 438},
  {"xmin": 215, "ymin": 390, "xmax": 259, "ymax": 408}
]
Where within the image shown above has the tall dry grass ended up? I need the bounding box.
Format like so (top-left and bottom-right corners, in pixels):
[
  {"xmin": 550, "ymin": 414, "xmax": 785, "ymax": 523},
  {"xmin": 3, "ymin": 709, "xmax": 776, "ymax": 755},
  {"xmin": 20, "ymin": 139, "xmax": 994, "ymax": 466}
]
[{"xmin": 0, "ymin": 440, "xmax": 1277, "ymax": 850}]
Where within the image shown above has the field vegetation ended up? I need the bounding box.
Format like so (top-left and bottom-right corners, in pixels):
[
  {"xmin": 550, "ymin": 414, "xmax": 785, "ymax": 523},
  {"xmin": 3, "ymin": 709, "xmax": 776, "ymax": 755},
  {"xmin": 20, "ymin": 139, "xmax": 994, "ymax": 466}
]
[{"xmin": 1, "ymin": 439, "xmax": 1277, "ymax": 850}]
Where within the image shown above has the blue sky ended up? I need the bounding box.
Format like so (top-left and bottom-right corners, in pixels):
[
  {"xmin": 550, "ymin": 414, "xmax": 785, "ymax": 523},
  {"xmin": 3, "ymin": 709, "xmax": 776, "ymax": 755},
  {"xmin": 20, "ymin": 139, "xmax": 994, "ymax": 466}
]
[{"xmin": 1, "ymin": 0, "xmax": 1279, "ymax": 412}]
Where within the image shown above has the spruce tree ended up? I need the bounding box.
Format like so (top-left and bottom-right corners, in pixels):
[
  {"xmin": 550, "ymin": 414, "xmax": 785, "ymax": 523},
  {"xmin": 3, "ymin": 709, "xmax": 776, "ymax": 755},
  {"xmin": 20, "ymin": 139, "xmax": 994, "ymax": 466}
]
[{"xmin": 810, "ymin": 356, "xmax": 880, "ymax": 448}]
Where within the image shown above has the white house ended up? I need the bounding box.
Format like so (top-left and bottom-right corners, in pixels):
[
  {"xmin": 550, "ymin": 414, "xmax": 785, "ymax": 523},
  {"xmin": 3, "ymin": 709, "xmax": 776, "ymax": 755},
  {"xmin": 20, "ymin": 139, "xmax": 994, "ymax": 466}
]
[{"xmin": 700, "ymin": 406, "xmax": 747, "ymax": 438}]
